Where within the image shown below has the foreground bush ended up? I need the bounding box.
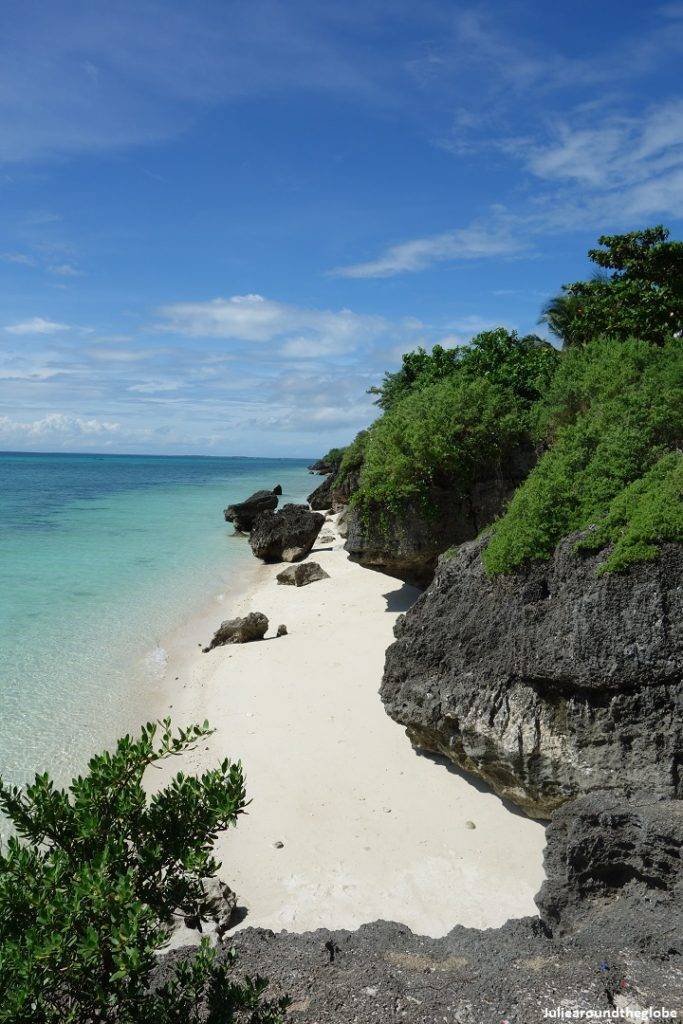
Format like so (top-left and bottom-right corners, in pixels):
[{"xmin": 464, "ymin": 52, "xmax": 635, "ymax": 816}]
[
  {"xmin": 483, "ymin": 337, "xmax": 683, "ymax": 575},
  {"xmin": 0, "ymin": 720, "xmax": 288, "ymax": 1024}
]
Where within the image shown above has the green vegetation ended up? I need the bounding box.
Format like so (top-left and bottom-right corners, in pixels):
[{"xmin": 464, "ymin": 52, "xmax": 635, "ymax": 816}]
[
  {"xmin": 576, "ymin": 453, "xmax": 683, "ymax": 573},
  {"xmin": 0, "ymin": 720, "xmax": 288, "ymax": 1024},
  {"xmin": 483, "ymin": 337, "xmax": 683, "ymax": 575},
  {"xmin": 541, "ymin": 226, "xmax": 683, "ymax": 348},
  {"xmin": 335, "ymin": 429, "xmax": 368, "ymax": 485},
  {"xmin": 315, "ymin": 446, "xmax": 345, "ymax": 472},
  {"xmin": 319, "ymin": 227, "xmax": 682, "ymax": 575},
  {"xmin": 355, "ymin": 375, "xmax": 528, "ymax": 514},
  {"xmin": 350, "ymin": 329, "xmax": 558, "ymax": 516},
  {"xmin": 368, "ymin": 328, "xmax": 557, "ymax": 410}
]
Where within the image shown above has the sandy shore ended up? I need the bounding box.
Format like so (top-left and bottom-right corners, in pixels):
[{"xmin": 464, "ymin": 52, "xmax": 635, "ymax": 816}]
[{"xmin": 154, "ymin": 513, "xmax": 546, "ymax": 937}]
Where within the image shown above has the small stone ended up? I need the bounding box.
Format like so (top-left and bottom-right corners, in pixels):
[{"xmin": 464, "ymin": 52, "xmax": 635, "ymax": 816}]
[
  {"xmin": 277, "ymin": 624, "xmax": 288, "ymax": 637},
  {"xmin": 274, "ymin": 840, "xmax": 284, "ymax": 849},
  {"xmin": 465, "ymin": 820, "xmax": 476, "ymax": 829}
]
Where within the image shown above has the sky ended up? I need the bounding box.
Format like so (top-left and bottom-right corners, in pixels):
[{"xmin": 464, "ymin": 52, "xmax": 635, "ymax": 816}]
[{"xmin": 1, "ymin": 0, "xmax": 682, "ymax": 457}]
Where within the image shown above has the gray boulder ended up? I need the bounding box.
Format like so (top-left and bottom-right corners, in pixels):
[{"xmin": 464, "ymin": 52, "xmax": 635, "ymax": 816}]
[
  {"xmin": 249, "ymin": 504, "xmax": 324, "ymax": 563},
  {"xmin": 337, "ymin": 508, "xmax": 349, "ymax": 539},
  {"xmin": 204, "ymin": 611, "xmax": 268, "ymax": 651},
  {"xmin": 308, "ymin": 474, "xmax": 333, "ymax": 511},
  {"xmin": 536, "ymin": 791, "xmax": 683, "ymax": 951},
  {"xmin": 381, "ymin": 534, "xmax": 683, "ymax": 817},
  {"xmin": 277, "ymin": 562, "xmax": 330, "ymax": 587},
  {"xmin": 345, "ymin": 445, "xmax": 536, "ymax": 586},
  {"xmin": 224, "ymin": 490, "xmax": 278, "ymax": 532}
]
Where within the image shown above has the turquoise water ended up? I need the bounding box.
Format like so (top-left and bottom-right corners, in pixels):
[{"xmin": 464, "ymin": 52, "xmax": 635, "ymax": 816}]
[{"xmin": 0, "ymin": 452, "xmax": 312, "ymax": 785}]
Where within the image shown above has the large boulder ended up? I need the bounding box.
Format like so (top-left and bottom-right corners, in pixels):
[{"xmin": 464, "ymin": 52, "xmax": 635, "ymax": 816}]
[
  {"xmin": 249, "ymin": 504, "xmax": 324, "ymax": 563},
  {"xmin": 203, "ymin": 611, "xmax": 268, "ymax": 651},
  {"xmin": 276, "ymin": 562, "xmax": 330, "ymax": 587},
  {"xmin": 224, "ymin": 490, "xmax": 278, "ymax": 532},
  {"xmin": 308, "ymin": 475, "xmax": 333, "ymax": 511},
  {"xmin": 536, "ymin": 792, "xmax": 683, "ymax": 951},
  {"xmin": 381, "ymin": 534, "xmax": 683, "ymax": 817},
  {"xmin": 345, "ymin": 445, "xmax": 536, "ymax": 587}
]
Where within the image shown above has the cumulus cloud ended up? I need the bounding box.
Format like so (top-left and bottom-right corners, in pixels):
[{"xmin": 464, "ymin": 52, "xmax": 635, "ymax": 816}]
[
  {"xmin": 0, "ymin": 413, "xmax": 121, "ymax": 440},
  {"xmin": 5, "ymin": 316, "xmax": 69, "ymax": 335},
  {"xmin": 156, "ymin": 293, "xmax": 387, "ymax": 355}
]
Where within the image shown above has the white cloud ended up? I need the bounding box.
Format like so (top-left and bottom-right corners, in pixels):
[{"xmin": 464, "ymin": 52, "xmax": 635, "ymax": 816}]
[
  {"xmin": 128, "ymin": 380, "xmax": 181, "ymax": 393},
  {"xmin": 332, "ymin": 220, "xmax": 524, "ymax": 279},
  {"xmin": 0, "ymin": 413, "xmax": 121, "ymax": 439},
  {"xmin": 1, "ymin": 252, "xmax": 36, "ymax": 266},
  {"xmin": 157, "ymin": 293, "xmax": 386, "ymax": 355},
  {"xmin": 5, "ymin": 316, "xmax": 69, "ymax": 335},
  {"xmin": 49, "ymin": 262, "xmax": 81, "ymax": 277}
]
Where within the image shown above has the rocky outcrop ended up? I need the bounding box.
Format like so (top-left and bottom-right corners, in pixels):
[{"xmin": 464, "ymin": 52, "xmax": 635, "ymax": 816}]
[
  {"xmin": 277, "ymin": 562, "xmax": 330, "ymax": 587},
  {"xmin": 536, "ymin": 792, "xmax": 682, "ymax": 951},
  {"xmin": 345, "ymin": 445, "xmax": 536, "ymax": 586},
  {"xmin": 337, "ymin": 508, "xmax": 349, "ymax": 539},
  {"xmin": 308, "ymin": 475, "xmax": 334, "ymax": 511},
  {"xmin": 249, "ymin": 504, "xmax": 324, "ymax": 563},
  {"xmin": 331, "ymin": 467, "xmax": 361, "ymax": 509},
  {"xmin": 159, "ymin": 899, "xmax": 682, "ymax": 1022},
  {"xmin": 224, "ymin": 490, "xmax": 278, "ymax": 532},
  {"xmin": 203, "ymin": 611, "xmax": 268, "ymax": 651},
  {"xmin": 381, "ymin": 534, "xmax": 683, "ymax": 817}
]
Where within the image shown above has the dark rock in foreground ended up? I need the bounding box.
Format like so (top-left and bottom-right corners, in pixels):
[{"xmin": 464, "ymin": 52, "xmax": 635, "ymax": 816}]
[
  {"xmin": 203, "ymin": 611, "xmax": 268, "ymax": 651},
  {"xmin": 344, "ymin": 446, "xmax": 536, "ymax": 586},
  {"xmin": 157, "ymin": 789, "xmax": 682, "ymax": 1018},
  {"xmin": 277, "ymin": 562, "xmax": 330, "ymax": 587},
  {"xmin": 158, "ymin": 907, "xmax": 681, "ymax": 1022},
  {"xmin": 381, "ymin": 534, "xmax": 683, "ymax": 817},
  {"xmin": 250, "ymin": 504, "xmax": 324, "ymax": 563},
  {"xmin": 224, "ymin": 490, "xmax": 278, "ymax": 532},
  {"xmin": 272, "ymin": 484, "xmax": 283, "ymax": 495},
  {"xmin": 308, "ymin": 475, "xmax": 334, "ymax": 510},
  {"xmin": 536, "ymin": 792, "xmax": 683, "ymax": 952}
]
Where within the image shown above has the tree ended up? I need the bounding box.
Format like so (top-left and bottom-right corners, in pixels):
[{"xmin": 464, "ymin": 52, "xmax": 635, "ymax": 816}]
[
  {"xmin": 540, "ymin": 226, "xmax": 683, "ymax": 348},
  {"xmin": 368, "ymin": 330, "xmax": 557, "ymax": 411},
  {"xmin": 0, "ymin": 719, "xmax": 288, "ymax": 1024}
]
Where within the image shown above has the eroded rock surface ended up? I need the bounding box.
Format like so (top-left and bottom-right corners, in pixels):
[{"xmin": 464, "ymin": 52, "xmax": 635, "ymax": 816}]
[
  {"xmin": 344, "ymin": 445, "xmax": 536, "ymax": 586},
  {"xmin": 250, "ymin": 504, "xmax": 324, "ymax": 563},
  {"xmin": 381, "ymin": 535, "xmax": 683, "ymax": 817},
  {"xmin": 203, "ymin": 611, "xmax": 268, "ymax": 651},
  {"xmin": 158, "ymin": 910, "xmax": 682, "ymax": 1023},
  {"xmin": 536, "ymin": 791, "xmax": 682, "ymax": 951},
  {"xmin": 224, "ymin": 490, "xmax": 278, "ymax": 532},
  {"xmin": 276, "ymin": 562, "xmax": 330, "ymax": 587},
  {"xmin": 308, "ymin": 475, "xmax": 333, "ymax": 511}
]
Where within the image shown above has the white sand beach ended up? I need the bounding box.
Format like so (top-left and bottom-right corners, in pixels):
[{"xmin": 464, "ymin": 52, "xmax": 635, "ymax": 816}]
[{"xmin": 155, "ymin": 513, "xmax": 546, "ymax": 937}]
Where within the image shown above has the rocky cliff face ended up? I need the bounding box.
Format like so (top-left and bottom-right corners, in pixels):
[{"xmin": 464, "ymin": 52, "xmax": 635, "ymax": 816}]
[
  {"xmin": 381, "ymin": 534, "xmax": 683, "ymax": 817},
  {"xmin": 344, "ymin": 445, "xmax": 536, "ymax": 586}
]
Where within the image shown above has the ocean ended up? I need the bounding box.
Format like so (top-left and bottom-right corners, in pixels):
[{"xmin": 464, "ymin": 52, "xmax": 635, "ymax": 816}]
[{"xmin": 0, "ymin": 452, "xmax": 313, "ymax": 786}]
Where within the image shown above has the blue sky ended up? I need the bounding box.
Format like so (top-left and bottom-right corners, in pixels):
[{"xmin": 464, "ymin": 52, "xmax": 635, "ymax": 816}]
[{"xmin": 1, "ymin": 0, "xmax": 682, "ymax": 457}]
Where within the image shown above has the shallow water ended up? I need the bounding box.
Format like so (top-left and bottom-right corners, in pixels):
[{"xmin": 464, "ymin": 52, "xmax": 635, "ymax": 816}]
[{"xmin": 0, "ymin": 452, "xmax": 312, "ymax": 785}]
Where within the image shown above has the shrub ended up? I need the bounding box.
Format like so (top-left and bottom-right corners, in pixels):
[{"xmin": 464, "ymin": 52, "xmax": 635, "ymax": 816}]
[
  {"xmin": 368, "ymin": 329, "xmax": 558, "ymax": 411},
  {"xmin": 483, "ymin": 337, "xmax": 683, "ymax": 575},
  {"xmin": 576, "ymin": 452, "xmax": 683, "ymax": 573},
  {"xmin": 0, "ymin": 719, "xmax": 288, "ymax": 1024},
  {"xmin": 354, "ymin": 375, "xmax": 529, "ymax": 515}
]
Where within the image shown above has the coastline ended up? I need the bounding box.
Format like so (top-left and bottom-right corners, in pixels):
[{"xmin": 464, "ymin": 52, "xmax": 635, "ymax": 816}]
[{"xmin": 152, "ymin": 511, "xmax": 546, "ymax": 938}]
